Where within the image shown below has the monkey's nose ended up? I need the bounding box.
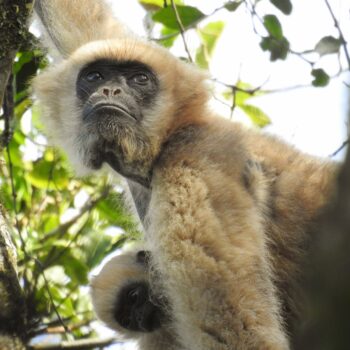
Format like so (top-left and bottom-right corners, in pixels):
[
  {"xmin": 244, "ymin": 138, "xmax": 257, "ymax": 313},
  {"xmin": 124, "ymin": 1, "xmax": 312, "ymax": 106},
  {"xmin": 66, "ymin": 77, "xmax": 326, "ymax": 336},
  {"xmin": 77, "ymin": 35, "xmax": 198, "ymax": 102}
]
[{"xmin": 102, "ymin": 88, "xmax": 122, "ymax": 96}]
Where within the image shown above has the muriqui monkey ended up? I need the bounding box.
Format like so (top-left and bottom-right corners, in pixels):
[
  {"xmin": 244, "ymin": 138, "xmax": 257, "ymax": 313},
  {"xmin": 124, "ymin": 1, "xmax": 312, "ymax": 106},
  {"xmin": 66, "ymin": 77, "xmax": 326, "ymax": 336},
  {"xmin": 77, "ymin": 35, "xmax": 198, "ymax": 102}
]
[{"xmin": 32, "ymin": 1, "xmax": 338, "ymax": 349}]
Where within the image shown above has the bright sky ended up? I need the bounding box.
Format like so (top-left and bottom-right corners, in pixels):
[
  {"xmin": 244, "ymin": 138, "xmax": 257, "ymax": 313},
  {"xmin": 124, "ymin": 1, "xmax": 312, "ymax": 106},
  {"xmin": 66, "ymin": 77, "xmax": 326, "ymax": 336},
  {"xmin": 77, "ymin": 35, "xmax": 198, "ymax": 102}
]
[
  {"xmin": 109, "ymin": 0, "xmax": 349, "ymax": 160},
  {"xmin": 96, "ymin": 1, "xmax": 349, "ymax": 348}
]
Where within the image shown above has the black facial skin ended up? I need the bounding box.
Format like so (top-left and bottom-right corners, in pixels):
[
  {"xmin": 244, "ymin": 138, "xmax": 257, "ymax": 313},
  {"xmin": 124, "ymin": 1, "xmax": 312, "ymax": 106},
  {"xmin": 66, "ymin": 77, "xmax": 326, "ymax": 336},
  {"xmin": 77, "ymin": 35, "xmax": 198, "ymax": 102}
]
[
  {"xmin": 77, "ymin": 60, "xmax": 158, "ymax": 121},
  {"xmin": 136, "ymin": 250, "xmax": 151, "ymax": 265},
  {"xmin": 114, "ymin": 281, "xmax": 163, "ymax": 333},
  {"xmin": 76, "ymin": 60, "xmax": 159, "ymax": 187}
]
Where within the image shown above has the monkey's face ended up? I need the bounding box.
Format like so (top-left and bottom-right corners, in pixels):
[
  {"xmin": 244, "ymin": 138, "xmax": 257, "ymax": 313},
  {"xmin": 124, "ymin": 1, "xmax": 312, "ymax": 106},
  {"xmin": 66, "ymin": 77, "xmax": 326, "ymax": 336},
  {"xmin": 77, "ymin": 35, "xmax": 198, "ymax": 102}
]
[
  {"xmin": 114, "ymin": 280, "xmax": 162, "ymax": 332},
  {"xmin": 75, "ymin": 59, "xmax": 159, "ymax": 186},
  {"xmin": 33, "ymin": 39, "xmax": 209, "ymax": 185}
]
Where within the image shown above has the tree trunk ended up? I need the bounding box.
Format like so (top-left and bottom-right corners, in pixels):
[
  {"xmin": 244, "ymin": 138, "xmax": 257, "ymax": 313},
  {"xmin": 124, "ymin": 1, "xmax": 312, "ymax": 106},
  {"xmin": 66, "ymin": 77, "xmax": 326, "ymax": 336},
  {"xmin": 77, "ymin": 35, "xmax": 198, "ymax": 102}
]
[
  {"xmin": 295, "ymin": 92, "xmax": 350, "ymax": 350},
  {"xmin": 0, "ymin": 206, "xmax": 26, "ymax": 349}
]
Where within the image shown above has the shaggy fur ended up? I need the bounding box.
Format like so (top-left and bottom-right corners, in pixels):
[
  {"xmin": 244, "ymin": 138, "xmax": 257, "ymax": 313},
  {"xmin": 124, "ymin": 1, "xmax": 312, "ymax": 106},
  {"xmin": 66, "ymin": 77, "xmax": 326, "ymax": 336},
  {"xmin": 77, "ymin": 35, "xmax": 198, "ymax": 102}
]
[
  {"xmin": 32, "ymin": 1, "xmax": 338, "ymax": 349},
  {"xmin": 90, "ymin": 247, "xmax": 183, "ymax": 350}
]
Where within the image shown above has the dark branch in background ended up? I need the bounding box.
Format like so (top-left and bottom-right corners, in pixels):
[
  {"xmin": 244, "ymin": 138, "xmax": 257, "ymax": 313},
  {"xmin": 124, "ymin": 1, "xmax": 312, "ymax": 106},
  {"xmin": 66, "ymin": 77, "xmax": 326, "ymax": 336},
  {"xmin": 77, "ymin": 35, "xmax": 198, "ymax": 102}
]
[
  {"xmin": 33, "ymin": 258, "xmax": 70, "ymax": 334},
  {"xmin": 329, "ymin": 139, "xmax": 350, "ymax": 158},
  {"xmin": 0, "ymin": 52, "xmax": 16, "ymax": 111},
  {"xmin": 28, "ymin": 337, "xmax": 117, "ymax": 350},
  {"xmin": 0, "ymin": 74, "xmax": 14, "ymax": 148},
  {"xmin": 324, "ymin": 0, "xmax": 350, "ymax": 70},
  {"xmin": 170, "ymin": 0, "xmax": 193, "ymax": 62}
]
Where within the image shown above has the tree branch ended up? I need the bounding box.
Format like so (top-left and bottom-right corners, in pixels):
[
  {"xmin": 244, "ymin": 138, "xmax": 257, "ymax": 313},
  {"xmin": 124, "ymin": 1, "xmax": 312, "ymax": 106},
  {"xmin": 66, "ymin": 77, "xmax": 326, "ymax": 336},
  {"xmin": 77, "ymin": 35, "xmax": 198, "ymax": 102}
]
[
  {"xmin": 0, "ymin": 0, "xmax": 35, "ymax": 106},
  {"xmin": 170, "ymin": 0, "xmax": 193, "ymax": 62},
  {"xmin": 28, "ymin": 337, "xmax": 117, "ymax": 350},
  {"xmin": 323, "ymin": 0, "xmax": 350, "ymax": 71}
]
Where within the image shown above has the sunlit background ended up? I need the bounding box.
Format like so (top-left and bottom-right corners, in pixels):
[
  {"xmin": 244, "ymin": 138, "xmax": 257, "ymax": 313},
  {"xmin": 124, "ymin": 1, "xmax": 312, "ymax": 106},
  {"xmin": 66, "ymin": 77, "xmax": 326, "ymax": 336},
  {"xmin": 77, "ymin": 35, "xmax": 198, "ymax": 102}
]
[{"xmin": 110, "ymin": 0, "xmax": 349, "ymax": 158}]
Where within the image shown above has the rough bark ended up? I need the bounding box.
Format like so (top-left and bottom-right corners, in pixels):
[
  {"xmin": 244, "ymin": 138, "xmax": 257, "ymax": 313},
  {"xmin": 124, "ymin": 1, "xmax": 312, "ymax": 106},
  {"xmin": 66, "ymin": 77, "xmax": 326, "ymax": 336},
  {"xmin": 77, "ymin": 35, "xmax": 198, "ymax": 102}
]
[
  {"xmin": 0, "ymin": 0, "xmax": 35, "ymax": 107},
  {"xmin": 0, "ymin": 206, "xmax": 26, "ymax": 349},
  {"xmin": 0, "ymin": 3, "xmax": 34, "ymax": 344}
]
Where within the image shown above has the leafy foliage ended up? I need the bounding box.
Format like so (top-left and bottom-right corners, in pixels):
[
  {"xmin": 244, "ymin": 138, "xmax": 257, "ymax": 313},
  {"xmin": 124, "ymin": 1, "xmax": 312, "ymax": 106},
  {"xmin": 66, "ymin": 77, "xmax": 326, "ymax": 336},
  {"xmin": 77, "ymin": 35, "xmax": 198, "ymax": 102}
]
[
  {"xmin": 153, "ymin": 5, "xmax": 204, "ymax": 29},
  {"xmin": 0, "ymin": 0, "xmax": 347, "ymax": 346}
]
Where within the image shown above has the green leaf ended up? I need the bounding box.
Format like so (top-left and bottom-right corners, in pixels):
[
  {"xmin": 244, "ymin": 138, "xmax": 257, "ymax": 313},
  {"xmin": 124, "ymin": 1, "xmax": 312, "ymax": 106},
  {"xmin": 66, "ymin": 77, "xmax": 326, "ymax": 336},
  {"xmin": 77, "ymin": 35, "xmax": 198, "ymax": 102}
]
[
  {"xmin": 269, "ymin": 0, "xmax": 292, "ymax": 15},
  {"xmin": 260, "ymin": 36, "xmax": 290, "ymax": 61},
  {"xmin": 199, "ymin": 21, "xmax": 225, "ymax": 56},
  {"xmin": 158, "ymin": 27, "xmax": 179, "ymax": 48},
  {"xmin": 315, "ymin": 36, "xmax": 342, "ymax": 56},
  {"xmin": 196, "ymin": 21, "xmax": 225, "ymax": 69},
  {"xmin": 263, "ymin": 15, "xmax": 283, "ymax": 40},
  {"xmin": 139, "ymin": 0, "xmax": 182, "ymax": 10},
  {"xmin": 224, "ymin": 1, "xmax": 243, "ymax": 12},
  {"xmin": 15, "ymin": 98, "xmax": 32, "ymax": 119},
  {"xmin": 5, "ymin": 137, "xmax": 24, "ymax": 168},
  {"xmin": 26, "ymin": 159, "xmax": 69, "ymax": 189},
  {"xmin": 60, "ymin": 254, "xmax": 89, "ymax": 285},
  {"xmin": 13, "ymin": 51, "xmax": 34, "ymax": 75},
  {"xmin": 195, "ymin": 45, "xmax": 209, "ymax": 69},
  {"xmin": 239, "ymin": 104, "xmax": 271, "ymax": 128},
  {"xmin": 311, "ymin": 69, "xmax": 330, "ymax": 87},
  {"xmin": 96, "ymin": 193, "xmax": 138, "ymax": 234},
  {"xmin": 153, "ymin": 5, "xmax": 205, "ymax": 30}
]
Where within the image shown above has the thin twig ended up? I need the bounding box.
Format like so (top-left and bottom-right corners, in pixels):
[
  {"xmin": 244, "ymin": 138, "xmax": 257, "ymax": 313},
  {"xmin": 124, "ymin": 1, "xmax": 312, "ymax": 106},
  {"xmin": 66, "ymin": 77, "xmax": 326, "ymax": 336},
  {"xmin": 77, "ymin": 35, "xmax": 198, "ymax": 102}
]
[
  {"xmin": 28, "ymin": 337, "xmax": 117, "ymax": 350},
  {"xmin": 39, "ymin": 186, "xmax": 111, "ymax": 244},
  {"xmin": 324, "ymin": 0, "xmax": 350, "ymax": 71},
  {"xmin": 34, "ymin": 258, "xmax": 69, "ymax": 334},
  {"xmin": 6, "ymin": 137, "xmax": 29, "ymax": 258},
  {"xmin": 170, "ymin": 0, "xmax": 193, "ymax": 62},
  {"xmin": 329, "ymin": 139, "xmax": 349, "ymax": 158}
]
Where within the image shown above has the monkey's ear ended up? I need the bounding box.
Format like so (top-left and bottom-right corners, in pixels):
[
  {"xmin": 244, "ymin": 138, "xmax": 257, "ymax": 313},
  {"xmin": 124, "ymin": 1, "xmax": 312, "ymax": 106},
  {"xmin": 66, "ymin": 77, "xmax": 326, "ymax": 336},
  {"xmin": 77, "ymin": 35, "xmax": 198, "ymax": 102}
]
[
  {"xmin": 34, "ymin": 0, "xmax": 132, "ymax": 59},
  {"xmin": 136, "ymin": 250, "xmax": 151, "ymax": 266}
]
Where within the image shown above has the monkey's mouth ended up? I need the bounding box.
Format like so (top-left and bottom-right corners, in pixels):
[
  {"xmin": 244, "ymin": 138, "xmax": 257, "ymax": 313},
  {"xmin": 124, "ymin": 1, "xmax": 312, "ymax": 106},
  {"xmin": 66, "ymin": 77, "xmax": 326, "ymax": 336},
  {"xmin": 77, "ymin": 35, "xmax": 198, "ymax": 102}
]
[{"xmin": 86, "ymin": 103, "xmax": 137, "ymax": 121}]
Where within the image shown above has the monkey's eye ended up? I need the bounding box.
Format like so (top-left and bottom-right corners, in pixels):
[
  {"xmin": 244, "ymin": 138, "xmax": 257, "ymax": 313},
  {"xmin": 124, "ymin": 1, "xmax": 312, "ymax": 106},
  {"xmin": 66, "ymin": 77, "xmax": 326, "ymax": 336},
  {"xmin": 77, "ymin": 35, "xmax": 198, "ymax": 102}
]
[
  {"xmin": 130, "ymin": 73, "xmax": 149, "ymax": 84},
  {"xmin": 128, "ymin": 288, "xmax": 140, "ymax": 304},
  {"xmin": 85, "ymin": 71, "xmax": 104, "ymax": 82}
]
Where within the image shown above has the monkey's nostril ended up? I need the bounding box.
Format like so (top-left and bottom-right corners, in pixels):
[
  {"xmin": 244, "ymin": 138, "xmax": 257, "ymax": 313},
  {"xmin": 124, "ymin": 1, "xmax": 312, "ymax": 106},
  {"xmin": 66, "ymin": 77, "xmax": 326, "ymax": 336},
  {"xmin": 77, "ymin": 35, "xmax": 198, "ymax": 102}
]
[
  {"xmin": 102, "ymin": 88, "xmax": 110, "ymax": 96},
  {"xmin": 113, "ymin": 88, "xmax": 122, "ymax": 95}
]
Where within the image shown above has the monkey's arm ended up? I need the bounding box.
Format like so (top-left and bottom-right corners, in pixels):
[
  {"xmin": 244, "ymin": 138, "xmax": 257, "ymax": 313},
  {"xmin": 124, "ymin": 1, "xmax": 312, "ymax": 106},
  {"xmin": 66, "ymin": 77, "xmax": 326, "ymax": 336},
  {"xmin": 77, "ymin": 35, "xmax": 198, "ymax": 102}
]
[
  {"xmin": 147, "ymin": 165, "xmax": 289, "ymax": 350},
  {"xmin": 34, "ymin": 0, "xmax": 131, "ymax": 58}
]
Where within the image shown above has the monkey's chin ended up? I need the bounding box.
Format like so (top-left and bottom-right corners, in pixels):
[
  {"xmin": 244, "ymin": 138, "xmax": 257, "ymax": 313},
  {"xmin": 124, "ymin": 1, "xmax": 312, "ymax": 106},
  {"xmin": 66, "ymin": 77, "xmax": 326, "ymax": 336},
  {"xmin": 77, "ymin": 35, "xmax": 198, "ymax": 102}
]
[
  {"xmin": 139, "ymin": 310, "xmax": 162, "ymax": 333},
  {"xmin": 104, "ymin": 152, "xmax": 151, "ymax": 188},
  {"xmin": 85, "ymin": 104, "xmax": 137, "ymax": 123}
]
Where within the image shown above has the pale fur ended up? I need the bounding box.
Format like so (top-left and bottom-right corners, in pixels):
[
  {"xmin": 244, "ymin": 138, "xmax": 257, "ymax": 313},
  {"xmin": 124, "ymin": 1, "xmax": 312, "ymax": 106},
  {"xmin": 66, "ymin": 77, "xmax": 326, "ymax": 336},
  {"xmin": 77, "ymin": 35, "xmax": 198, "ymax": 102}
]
[
  {"xmin": 90, "ymin": 247, "xmax": 184, "ymax": 350},
  {"xmin": 32, "ymin": 1, "xmax": 338, "ymax": 349}
]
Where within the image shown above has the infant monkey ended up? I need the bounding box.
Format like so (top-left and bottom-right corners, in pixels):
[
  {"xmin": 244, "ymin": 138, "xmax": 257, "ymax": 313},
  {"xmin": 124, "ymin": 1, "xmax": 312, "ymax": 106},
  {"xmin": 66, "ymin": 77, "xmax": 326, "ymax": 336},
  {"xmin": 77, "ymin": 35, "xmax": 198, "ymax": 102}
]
[{"xmin": 91, "ymin": 247, "xmax": 182, "ymax": 350}]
